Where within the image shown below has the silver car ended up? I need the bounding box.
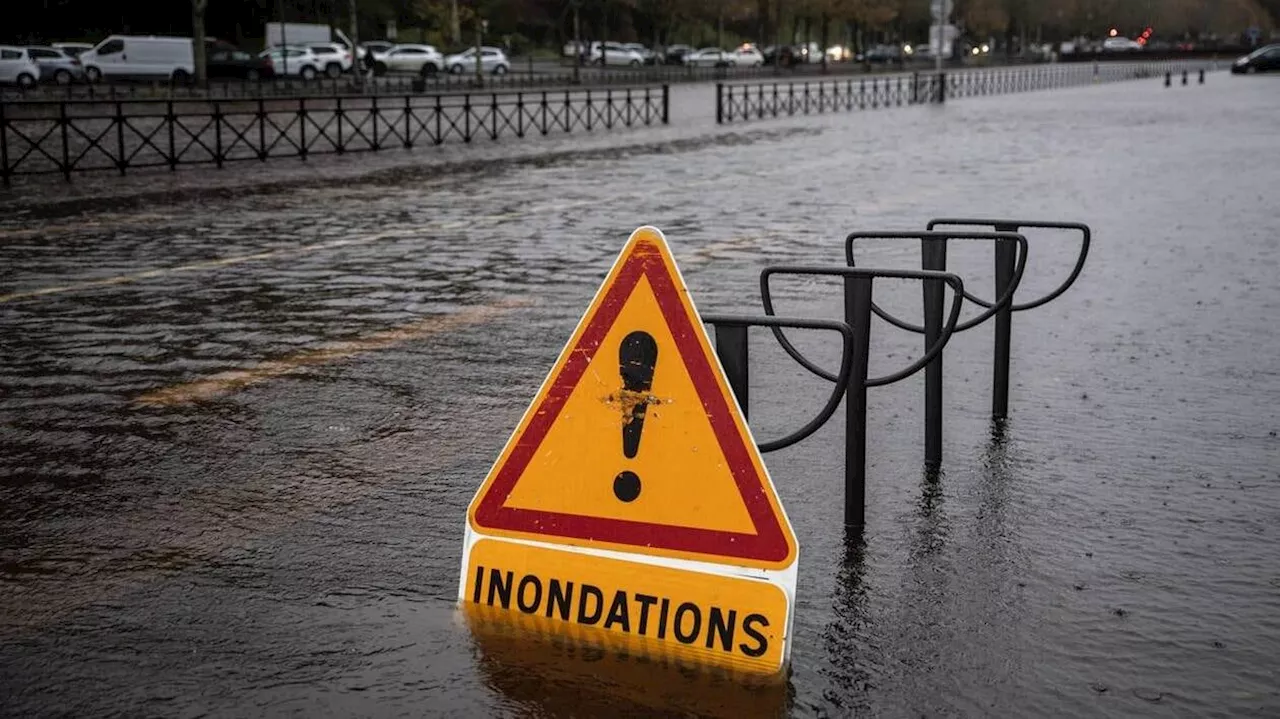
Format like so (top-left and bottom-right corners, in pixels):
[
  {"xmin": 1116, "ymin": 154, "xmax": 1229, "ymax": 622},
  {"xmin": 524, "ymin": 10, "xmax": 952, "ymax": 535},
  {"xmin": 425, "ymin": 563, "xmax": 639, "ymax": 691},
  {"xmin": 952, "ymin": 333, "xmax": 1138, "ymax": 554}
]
[
  {"xmin": 376, "ymin": 44, "xmax": 444, "ymax": 76},
  {"xmin": 28, "ymin": 46, "xmax": 84, "ymax": 85},
  {"xmin": 444, "ymin": 46, "xmax": 510, "ymax": 75}
]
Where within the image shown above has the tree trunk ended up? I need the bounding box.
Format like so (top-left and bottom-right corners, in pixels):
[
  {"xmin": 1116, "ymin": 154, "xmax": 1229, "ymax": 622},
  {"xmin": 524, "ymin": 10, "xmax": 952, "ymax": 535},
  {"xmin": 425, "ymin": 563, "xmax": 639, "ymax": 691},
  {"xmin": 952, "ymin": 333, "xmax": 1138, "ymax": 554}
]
[
  {"xmin": 191, "ymin": 0, "xmax": 207, "ymax": 86},
  {"xmin": 349, "ymin": 0, "xmax": 362, "ymax": 87},
  {"xmin": 820, "ymin": 14, "xmax": 829, "ymax": 72},
  {"xmin": 450, "ymin": 0, "xmax": 460, "ymax": 44},
  {"xmin": 717, "ymin": 11, "xmax": 724, "ymax": 49}
]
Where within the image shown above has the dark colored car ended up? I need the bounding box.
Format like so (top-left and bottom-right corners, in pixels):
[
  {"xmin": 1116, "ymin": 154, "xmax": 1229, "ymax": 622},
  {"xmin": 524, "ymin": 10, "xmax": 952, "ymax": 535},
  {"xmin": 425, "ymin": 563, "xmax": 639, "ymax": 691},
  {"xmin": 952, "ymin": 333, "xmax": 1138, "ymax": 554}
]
[
  {"xmin": 863, "ymin": 44, "xmax": 901, "ymax": 64},
  {"xmin": 664, "ymin": 44, "xmax": 692, "ymax": 65},
  {"xmin": 206, "ymin": 44, "xmax": 275, "ymax": 81},
  {"xmin": 1232, "ymin": 44, "xmax": 1280, "ymax": 73}
]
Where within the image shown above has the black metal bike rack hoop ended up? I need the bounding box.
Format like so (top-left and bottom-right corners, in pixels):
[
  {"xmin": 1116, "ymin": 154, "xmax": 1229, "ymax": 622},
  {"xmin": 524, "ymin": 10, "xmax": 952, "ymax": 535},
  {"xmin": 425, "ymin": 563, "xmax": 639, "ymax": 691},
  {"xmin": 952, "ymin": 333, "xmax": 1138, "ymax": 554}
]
[
  {"xmin": 842, "ymin": 230, "xmax": 1030, "ymax": 468},
  {"xmin": 757, "ymin": 267, "xmax": 965, "ymax": 526},
  {"xmin": 925, "ymin": 219, "xmax": 1091, "ymax": 421},
  {"xmin": 700, "ymin": 315, "xmax": 854, "ymax": 453}
]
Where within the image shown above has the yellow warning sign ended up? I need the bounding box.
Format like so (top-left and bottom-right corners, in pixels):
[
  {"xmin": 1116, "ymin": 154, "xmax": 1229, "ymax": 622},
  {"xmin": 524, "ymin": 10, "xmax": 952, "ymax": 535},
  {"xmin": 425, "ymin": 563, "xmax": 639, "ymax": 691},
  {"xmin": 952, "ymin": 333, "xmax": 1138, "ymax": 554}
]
[
  {"xmin": 463, "ymin": 539, "xmax": 788, "ymax": 672},
  {"xmin": 459, "ymin": 226, "xmax": 798, "ymax": 676}
]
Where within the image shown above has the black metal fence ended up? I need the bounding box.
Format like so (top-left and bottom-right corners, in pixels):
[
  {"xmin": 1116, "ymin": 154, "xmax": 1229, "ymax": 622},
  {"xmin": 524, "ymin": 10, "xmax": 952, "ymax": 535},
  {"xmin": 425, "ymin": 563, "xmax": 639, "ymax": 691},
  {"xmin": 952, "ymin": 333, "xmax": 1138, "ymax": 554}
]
[
  {"xmin": 715, "ymin": 75, "xmax": 918, "ymax": 123},
  {"xmin": 0, "ymin": 85, "xmax": 668, "ymax": 183},
  {"xmin": 716, "ymin": 61, "xmax": 1209, "ymax": 123}
]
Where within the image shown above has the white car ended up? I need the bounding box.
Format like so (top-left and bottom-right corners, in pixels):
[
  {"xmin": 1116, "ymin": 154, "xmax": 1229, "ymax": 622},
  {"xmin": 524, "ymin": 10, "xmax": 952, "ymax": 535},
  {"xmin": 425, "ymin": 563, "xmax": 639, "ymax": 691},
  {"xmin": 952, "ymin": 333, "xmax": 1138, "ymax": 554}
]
[
  {"xmin": 733, "ymin": 46, "xmax": 765, "ymax": 66},
  {"xmin": 684, "ymin": 48, "xmax": 733, "ymax": 67},
  {"xmin": 562, "ymin": 40, "xmax": 586, "ymax": 58},
  {"xmin": 27, "ymin": 46, "xmax": 84, "ymax": 85},
  {"xmin": 0, "ymin": 46, "xmax": 40, "ymax": 87},
  {"xmin": 1102, "ymin": 37, "xmax": 1143, "ymax": 52},
  {"xmin": 306, "ymin": 43, "xmax": 353, "ymax": 76},
  {"xmin": 80, "ymin": 36, "xmax": 195, "ymax": 83},
  {"xmin": 260, "ymin": 46, "xmax": 326, "ymax": 80},
  {"xmin": 588, "ymin": 41, "xmax": 645, "ymax": 66},
  {"xmin": 444, "ymin": 46, "xmax": 510, "ymax": 75},
  {"xmin": 375, "ymin": 44, "xmax": 443, "ymax": 76}
]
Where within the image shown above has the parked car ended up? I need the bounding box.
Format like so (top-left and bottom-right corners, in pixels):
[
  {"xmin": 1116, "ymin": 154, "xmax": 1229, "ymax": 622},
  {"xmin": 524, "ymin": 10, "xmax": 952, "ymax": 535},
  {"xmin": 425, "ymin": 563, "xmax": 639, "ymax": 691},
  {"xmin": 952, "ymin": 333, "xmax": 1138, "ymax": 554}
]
[
  {"xmin": 733, "ymin": 45, "xmax": 765, "ymax": 66},
  {"xmin": 444, "ymin": 46, "xmax": 510, "ymax": 75},
  {"xmin": 1102, "ymin": 37, "xmax": 1143, "ymax": 52},
  {"xmin": 664, "ymin": 44, "xmax": 693, "ymax": 65},
  {"xmin": 904, "ymin": 42, "xmax": 934, "ymax": 60},
  {"xmin": 562, "ymin": 40, "xmax": 586, "ymax": 58},
  {"xmin": 52, "ymin": 42, "xmax": 94, "ymax": 57},
  {"xmin": 260, "ymin": 46, "xmax": 325, "ymax": 80},
  {"xmin": 588, "ymin": 41, "xmax": 645, "ymax": 66},
  {"xmin": 0, "ymin": 46, "xmax": 40, "ymax": 87},
  {"xmin": 206, "ymin": 44, "xmax": 273, "ymax": 81},
  {"xmin": 362, "ymin": 40, "xmax": 394, "ymax": 57},
  {"xmin": 27, "ymin": 46, "xmax": 83, "ymax": 85},
  {"xmin": 1232, "ymin": 43, "xmax": 1280, "ymax": 73},
  {"xmin": 623, "ymin": 43, "xmax": 660, "ymax": 65},
  {"xmin": 374, "ymin": 44, "xmax": 443, "ymax": 75},
  {"xmin": 307, "ymin": 43, "xmax": 353, "ymax": 76},
  {"xmin": 80, "ymin": 36, "xmax": 195, "ymax": 83},
  {"xmin": 795, "ymin": 42, "xmax": 823, "ymax": 63},
  {"xmin": 683, "ymin": 47, "xmax": 733, "ymax": 67},
  {"xmin": 863, "ymin": 44, "xmax": 901, "ymax": 63}
]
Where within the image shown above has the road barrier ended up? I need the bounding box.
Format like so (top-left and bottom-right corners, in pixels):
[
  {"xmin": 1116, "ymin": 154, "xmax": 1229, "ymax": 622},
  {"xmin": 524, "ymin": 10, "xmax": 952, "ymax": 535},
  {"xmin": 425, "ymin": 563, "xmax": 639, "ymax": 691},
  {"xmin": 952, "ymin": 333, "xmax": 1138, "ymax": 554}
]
[
  {"xmin": 705, "ymin": 217, "xmax": 1089, "ymax": 527},
  {"xmin": 716, "ymin": 61, "xmax": 1210, "ymax": 123},
  {"xmin": 0, "ymin": 85, "xmax": 668, "ymax": 184}
]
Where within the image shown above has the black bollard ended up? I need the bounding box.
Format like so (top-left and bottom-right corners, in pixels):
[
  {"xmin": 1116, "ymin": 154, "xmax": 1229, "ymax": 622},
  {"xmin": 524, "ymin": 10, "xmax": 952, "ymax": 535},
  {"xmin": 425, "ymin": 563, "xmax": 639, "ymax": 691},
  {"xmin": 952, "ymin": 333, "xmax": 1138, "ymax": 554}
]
[
  {"xmin": 1199, "ymin": 68, "xmax": 1205, "ymax": 84},
  {"xmin": 1182, "ymin": 70, "xmax": 1188, "ymax": 85},
  {"xmin": 1164, "ymin": 72, "xmax": 1171, "ymax": 87}
]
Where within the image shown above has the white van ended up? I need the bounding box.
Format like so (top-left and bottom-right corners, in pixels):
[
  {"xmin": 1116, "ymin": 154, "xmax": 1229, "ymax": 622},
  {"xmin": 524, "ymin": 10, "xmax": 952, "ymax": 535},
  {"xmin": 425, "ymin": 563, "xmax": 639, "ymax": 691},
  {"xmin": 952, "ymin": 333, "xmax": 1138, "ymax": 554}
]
[{"xmin": 81, "ymin": 36, "xmax": 194, "ymax": 83}]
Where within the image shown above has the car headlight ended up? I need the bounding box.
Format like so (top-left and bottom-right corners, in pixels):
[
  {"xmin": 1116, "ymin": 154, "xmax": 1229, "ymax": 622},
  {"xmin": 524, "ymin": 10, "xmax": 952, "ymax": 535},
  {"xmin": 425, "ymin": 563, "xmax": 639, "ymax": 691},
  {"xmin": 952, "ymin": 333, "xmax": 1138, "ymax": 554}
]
[{"xmin": 1234, "ymin": 56, "xmax": 1247, "ymax": 65}]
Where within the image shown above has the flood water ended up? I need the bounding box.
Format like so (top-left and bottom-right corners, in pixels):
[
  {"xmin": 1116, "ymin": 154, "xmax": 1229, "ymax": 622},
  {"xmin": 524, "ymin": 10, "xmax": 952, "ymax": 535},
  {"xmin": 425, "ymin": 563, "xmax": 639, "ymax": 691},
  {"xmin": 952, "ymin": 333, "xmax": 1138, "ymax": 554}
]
[{"xmin": 2, "ymin": 75, "xmax": 1279, "ymax": 717}]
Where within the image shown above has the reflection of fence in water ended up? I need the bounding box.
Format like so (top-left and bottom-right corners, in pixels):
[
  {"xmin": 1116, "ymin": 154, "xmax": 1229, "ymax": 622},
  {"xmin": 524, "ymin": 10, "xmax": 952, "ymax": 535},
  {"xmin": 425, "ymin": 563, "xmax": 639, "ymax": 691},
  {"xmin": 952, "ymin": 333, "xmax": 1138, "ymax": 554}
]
[{"xmin": 0, "ymin": 85, "xmax": 670, "ymax": 183}]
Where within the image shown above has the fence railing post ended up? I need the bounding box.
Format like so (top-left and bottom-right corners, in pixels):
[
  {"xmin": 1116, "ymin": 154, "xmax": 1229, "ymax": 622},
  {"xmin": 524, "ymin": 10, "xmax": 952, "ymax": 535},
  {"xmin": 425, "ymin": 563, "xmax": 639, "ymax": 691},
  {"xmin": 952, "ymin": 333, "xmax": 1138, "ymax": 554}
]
[
  {"xmin": 336, "ymin": 96, "xmax": 344, "ymax": 153},
  {"xmin": 298, "ymin": 98, "xmax": 308, "ymax": 161},
  {"xmin": 257, "ymin": 97, "xmax": 267, "ymax": 160},
  {"xmin": 212, "ymin": 100, "xmax": 223, "ymax": 168},
  {"xmin": 662, "ymin": 83, "xmax": 669, "ymax": 125},
  {"xmin": 716, "ymin": 82, "xmax": 724, "ymax": 124},
  {"xmin": 114, "ymin": 101, "xmax": 126, "ymax": 175}
]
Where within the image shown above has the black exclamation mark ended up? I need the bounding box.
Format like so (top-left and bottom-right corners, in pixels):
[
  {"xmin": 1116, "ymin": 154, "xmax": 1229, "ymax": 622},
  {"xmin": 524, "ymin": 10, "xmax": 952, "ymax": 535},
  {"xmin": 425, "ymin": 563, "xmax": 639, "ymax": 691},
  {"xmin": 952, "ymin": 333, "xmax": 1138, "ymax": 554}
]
[{"xmin": 614, "ymin": 331, "xmax": 657, "ymax": 503}]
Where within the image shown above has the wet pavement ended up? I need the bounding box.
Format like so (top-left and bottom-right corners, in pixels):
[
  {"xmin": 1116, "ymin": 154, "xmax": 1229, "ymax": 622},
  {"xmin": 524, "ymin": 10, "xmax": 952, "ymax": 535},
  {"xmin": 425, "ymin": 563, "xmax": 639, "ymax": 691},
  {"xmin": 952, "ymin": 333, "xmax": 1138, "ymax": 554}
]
[{"xmin": 2, "ymin": 73, "xmax": 1279, "ymax": 717}]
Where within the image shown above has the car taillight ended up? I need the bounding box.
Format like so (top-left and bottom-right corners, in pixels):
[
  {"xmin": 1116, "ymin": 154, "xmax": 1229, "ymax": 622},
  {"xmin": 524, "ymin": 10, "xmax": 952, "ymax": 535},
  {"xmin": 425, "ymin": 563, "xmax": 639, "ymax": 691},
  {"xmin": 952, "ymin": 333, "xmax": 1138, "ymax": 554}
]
[{"xmin": 71, "ymin": 58, "xmax": 81, "ymax": 65}]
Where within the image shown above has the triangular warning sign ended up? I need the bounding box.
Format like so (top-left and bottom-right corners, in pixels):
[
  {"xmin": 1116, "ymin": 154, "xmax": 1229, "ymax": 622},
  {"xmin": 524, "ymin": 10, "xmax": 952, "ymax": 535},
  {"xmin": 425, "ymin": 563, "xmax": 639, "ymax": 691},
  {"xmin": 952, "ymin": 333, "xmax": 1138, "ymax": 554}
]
[{"xmin": 467, "ymin": 227, "xmax": 796, "ymax": 570}]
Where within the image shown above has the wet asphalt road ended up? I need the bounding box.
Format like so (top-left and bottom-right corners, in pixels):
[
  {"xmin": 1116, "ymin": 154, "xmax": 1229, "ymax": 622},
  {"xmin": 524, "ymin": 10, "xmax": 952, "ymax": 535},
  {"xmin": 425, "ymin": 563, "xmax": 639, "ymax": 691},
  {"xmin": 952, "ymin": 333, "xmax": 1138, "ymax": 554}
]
[{"xmin": 2, "ymin": 74, "xmax": 1279, "ymax": 717}]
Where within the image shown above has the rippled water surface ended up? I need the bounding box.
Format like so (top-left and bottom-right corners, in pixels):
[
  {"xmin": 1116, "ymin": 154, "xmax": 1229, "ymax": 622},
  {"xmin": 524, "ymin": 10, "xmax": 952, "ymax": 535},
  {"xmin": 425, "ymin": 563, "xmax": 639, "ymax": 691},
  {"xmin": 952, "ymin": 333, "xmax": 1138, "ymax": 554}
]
[{"xmin": 3, "ymin": 75, "xmax": 1279, "ymax": 717}]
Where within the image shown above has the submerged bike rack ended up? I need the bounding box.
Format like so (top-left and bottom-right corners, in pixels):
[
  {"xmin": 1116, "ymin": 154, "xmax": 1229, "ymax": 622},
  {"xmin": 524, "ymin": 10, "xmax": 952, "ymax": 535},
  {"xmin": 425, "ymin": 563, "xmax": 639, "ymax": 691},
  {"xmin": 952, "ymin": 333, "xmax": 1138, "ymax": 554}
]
[
  {"xmin": 924, "ymin": 219, "xmax": 1091, "ymax": 420},
  {"xmin": 710, "ymin": 269, "xmax": 965, "ymax": 526},
  {"xmin": 845, "ymin": 230, "xmax": 1029, "ymax": 468},
  {"xmin": 704, "ymin": 219, "xmax": 1090, "ymax": 528}
]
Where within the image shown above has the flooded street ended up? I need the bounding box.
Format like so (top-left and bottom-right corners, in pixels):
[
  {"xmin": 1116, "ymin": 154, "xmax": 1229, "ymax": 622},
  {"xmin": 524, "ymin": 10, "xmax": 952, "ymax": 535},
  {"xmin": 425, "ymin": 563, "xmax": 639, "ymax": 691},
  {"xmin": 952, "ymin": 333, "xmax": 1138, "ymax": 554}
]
[{"xmin": 3, "ymin": 75, "xmax": 1279, "ymax": 717}]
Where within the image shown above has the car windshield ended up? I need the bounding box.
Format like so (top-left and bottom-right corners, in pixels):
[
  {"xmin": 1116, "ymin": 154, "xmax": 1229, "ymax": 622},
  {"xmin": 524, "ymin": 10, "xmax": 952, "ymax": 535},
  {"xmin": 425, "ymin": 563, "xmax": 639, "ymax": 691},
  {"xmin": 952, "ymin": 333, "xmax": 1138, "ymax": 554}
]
[{"xmin": 1248, "ymin": 44, "xmax": 1279, "ymax": 58}]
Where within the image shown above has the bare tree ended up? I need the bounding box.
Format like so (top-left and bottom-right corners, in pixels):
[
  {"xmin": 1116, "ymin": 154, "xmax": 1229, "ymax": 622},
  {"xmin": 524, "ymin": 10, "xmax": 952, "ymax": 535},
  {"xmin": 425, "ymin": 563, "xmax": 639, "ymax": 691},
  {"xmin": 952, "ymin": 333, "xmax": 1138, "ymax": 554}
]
[{"xmin": 192, "ymin": 0, "xmax": 208, "ymax": 85}]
